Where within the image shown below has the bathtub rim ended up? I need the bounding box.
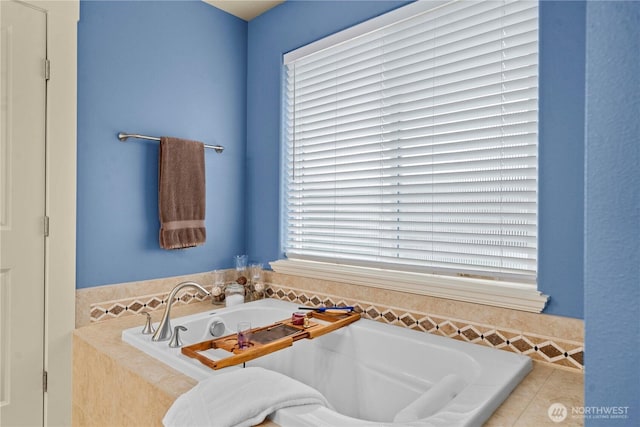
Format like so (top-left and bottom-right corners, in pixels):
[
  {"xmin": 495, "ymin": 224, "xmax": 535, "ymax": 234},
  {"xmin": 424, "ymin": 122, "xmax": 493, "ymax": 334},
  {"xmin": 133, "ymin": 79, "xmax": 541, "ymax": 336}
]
[{"xmin": 121, "ymin": 298, "xmax": 532, "ymax": 426}]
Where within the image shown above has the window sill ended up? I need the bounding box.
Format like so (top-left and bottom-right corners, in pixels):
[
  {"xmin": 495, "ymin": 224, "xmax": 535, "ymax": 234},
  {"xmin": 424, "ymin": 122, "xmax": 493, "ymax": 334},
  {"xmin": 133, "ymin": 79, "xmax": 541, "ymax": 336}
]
[{"xmin": 270, "ymin": 259, "xmax": 548, "ymax": 313}]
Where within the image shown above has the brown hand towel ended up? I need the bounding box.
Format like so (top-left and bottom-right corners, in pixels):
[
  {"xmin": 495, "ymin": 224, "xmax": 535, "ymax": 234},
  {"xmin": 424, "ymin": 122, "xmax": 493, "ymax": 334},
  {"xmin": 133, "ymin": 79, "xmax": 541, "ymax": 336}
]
[{"xmin": 158, "ymin": 137, "xmax": 206, "ymax": 249}]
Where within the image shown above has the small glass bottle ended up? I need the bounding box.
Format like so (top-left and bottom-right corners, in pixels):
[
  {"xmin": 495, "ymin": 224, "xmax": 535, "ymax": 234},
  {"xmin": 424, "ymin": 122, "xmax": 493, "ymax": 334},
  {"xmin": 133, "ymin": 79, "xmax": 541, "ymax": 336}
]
[
  {"xmin": 210, "ymin": 270, "xmax": 226, "ymax": 305},
  {"xmin": 225, "ymin": 283, "xmax": 245, "ymax": 307}
]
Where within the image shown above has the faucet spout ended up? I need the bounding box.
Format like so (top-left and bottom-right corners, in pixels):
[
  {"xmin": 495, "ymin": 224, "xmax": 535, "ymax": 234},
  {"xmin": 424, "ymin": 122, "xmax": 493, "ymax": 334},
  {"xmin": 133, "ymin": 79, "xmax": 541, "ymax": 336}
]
[{"xmin": 152, "ymin": 281, "xmax": 210, "ymax": 341}]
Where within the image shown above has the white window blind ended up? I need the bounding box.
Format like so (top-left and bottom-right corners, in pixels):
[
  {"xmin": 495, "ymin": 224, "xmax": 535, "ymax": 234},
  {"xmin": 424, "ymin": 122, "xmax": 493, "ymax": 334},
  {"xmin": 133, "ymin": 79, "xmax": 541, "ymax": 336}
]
[{"xmin": 283, "ymin": 0, "xmax": 539, "ymax": 284}]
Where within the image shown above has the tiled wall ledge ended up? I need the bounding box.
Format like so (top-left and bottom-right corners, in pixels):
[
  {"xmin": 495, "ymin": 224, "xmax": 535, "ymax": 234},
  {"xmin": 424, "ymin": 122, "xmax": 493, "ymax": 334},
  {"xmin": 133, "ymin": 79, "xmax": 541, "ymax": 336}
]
[
  {"xmin": 76, "ymin": 270, "xmax": 584, "ymax": 372},
  {"xmin": 75, "ymin": 271, "xmax": 234, "ymax": 328},
  {"xmin": 263, "ymin": 271, "xmax": 584, "ymax": 373}
]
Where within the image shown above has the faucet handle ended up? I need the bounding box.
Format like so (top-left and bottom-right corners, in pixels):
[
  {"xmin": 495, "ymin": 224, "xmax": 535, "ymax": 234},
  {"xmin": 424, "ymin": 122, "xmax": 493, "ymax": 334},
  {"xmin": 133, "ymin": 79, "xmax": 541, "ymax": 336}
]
[
  {"xmin": 169, "ymin": 325, "xmax": 187, "ymax": 348},
  {"xmin": 140, "ymin": 311, "xmax": 155, "ymax": 335}
]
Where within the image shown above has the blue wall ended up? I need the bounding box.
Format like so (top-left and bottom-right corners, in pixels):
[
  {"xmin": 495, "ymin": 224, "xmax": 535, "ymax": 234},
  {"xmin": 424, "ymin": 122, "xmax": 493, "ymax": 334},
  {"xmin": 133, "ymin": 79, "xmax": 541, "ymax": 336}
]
[
  {"xmin": 77, "ymin": 0, "xmax": 587, "ymax": 318},
  {"xmin": 537, "ymin": 1, "xmax": 585, "ymax": 319},
  {"xmin": 246, "ymin": 1, "xmax": 586, "ymax": 318},
  {"xmin": 77, "ymin": 1, "xmax": 247, "ymax": 288},
  {"xmin": 585, "ymin": 1, "xmax": 640, "ymax": 424}
]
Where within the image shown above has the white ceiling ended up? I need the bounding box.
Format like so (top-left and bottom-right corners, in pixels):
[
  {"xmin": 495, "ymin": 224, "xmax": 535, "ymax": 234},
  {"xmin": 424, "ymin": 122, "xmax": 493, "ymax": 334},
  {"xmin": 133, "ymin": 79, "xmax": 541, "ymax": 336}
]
[{"xmin": 204, "ymin": 0, "xmax": 285, "ymax": 21}]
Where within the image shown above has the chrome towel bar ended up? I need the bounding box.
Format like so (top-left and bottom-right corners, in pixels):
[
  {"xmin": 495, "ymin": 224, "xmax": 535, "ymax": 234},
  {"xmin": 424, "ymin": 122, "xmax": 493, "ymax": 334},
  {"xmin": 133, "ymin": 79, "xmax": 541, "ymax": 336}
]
[{"xmin": 118, "ymin": 132, "xmax": 224, "ymax": 154}]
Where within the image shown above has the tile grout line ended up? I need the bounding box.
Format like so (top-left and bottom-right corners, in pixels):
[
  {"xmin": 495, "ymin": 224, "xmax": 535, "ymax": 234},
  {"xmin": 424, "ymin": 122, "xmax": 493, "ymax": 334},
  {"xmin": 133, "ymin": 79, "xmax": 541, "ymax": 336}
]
[{"xmin": 511, "ymin": 367, "xmax": 558, "ymax": 426}]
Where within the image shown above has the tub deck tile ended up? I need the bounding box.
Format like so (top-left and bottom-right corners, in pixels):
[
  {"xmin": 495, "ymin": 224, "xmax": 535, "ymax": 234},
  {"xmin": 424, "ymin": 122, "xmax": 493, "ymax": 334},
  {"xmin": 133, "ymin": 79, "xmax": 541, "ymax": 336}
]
[
  {"xmin": 512, "ymin": 370, "xmax": 584, "ymax": 426},
  {"xmin": 74, "ymin": 301, "xmax": 584, "ymax": 427}
]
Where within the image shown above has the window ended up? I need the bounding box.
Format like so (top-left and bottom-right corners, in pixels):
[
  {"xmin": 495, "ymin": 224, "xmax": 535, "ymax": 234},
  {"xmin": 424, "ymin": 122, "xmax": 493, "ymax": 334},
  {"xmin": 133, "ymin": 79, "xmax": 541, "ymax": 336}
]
[{"xmin": 276, "ymin": 0, "xmax": 547, "ymax": 312}]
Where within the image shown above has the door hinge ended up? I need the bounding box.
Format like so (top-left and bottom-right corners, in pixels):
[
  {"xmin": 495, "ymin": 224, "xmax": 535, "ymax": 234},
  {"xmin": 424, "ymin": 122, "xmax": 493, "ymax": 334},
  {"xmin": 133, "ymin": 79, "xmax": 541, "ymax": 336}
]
[
  {"xmin": 44, "ymin": 59, "xmax": 50, "ymax": 81},
  {"xmin": 43, "ymin": 370, "xmax": 48, "ymax": 393},
  {"xmin": 43, "ymin": 216, "xmax": 50, "ymax": 237}
]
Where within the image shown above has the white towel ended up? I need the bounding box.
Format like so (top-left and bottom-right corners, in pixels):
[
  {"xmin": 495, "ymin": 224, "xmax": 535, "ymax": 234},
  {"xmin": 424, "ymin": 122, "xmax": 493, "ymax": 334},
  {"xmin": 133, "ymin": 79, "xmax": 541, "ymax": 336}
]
[{"xmin": 163, "ymin": 367, "xmax": 329, "ymax": 427}]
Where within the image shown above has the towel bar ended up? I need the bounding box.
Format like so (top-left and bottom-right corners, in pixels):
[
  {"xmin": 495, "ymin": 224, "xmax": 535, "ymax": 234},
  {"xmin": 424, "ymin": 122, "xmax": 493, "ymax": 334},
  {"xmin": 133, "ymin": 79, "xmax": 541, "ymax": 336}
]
[{"xmin": 118, "ymin": 132, "xmax": 224, "ymax": 154}]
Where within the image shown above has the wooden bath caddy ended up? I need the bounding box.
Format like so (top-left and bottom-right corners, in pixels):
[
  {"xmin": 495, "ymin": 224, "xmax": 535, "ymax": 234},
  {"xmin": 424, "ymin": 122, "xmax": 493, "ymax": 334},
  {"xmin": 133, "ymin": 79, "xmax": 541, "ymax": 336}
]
[{"xmin": 181, "ymin": 310, "xmax": 361, "ymax": 370}]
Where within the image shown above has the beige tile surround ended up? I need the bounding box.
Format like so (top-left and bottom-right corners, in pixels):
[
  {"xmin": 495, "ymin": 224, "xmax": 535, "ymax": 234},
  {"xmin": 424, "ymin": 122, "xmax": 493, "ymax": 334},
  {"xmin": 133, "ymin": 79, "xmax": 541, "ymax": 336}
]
[
  {"xmin": 74, "ymin": 270, "xmax": 585, "ymax": 425},
  {"xmin": 73, "ymin": 299, "xmax": 584, "ymax": 427},
  {"xmin": 77, "ymin": 270, "xmax": 584, "ymax": 372},
  {"xmin": 73, "ymin": 302, "xmax": 278, "ymax": 427},
  {"xmin": 264, "ymin": 271, "xmax": 584, "ymax": 371},
  {"xmin": 76, "ymin": 271, "xmax": 231, "ymax": 327}
]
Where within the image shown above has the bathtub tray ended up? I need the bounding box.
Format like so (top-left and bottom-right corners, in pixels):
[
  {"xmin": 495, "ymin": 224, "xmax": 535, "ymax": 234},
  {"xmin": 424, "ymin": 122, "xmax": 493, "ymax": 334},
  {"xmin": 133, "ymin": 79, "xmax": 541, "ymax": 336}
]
[{"xmin": 181, "ymin": 311, "xmax": 361, "ymax": 370}]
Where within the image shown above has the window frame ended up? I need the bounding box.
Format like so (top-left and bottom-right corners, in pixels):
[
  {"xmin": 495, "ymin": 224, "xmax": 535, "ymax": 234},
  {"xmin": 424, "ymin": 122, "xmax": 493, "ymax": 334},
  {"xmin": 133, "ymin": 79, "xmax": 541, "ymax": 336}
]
[{"xmin": 276, "ymin": 0, "xmax": 548, "ymax": 312}]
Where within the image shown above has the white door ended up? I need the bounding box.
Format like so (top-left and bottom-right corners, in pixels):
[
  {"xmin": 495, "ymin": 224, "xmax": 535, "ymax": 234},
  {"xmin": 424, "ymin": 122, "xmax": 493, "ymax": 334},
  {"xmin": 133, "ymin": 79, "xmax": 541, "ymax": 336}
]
[{"xmin": 0, "ymin": 1, "xmax": 47, "ymax": 426}]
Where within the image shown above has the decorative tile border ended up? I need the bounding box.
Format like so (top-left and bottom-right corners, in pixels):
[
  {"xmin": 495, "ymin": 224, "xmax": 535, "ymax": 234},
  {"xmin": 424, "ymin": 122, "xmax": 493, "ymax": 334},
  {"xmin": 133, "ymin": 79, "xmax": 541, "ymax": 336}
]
[
  {"xmin": 81, "ymin": 271, "xmax": 583, "ymax": 372},
  {"xmin": 76, "ymin": 270, "xmax": 232, "ymax": 327},
  {"xmin": 89, "ymin": 289, "xmax": 210, "ymax": 323},
  {"xmin": 265, "ymin": 284, "xmax": 584, "ymax": 372}
]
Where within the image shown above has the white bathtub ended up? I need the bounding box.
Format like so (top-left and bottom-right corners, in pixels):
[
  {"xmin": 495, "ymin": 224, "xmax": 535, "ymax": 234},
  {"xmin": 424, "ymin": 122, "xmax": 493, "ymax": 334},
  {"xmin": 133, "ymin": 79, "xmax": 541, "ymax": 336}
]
[{"xmin": 122, "ymin": 298, "xmax": 531, "ymax": 426}]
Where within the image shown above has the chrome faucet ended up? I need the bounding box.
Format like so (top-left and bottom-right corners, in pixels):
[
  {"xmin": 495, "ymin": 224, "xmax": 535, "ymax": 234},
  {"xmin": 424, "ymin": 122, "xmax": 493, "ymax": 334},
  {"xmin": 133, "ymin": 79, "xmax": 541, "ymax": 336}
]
[{"xmin": 152, "ymin": 281, "xmax": 210, "ymax": 341}]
